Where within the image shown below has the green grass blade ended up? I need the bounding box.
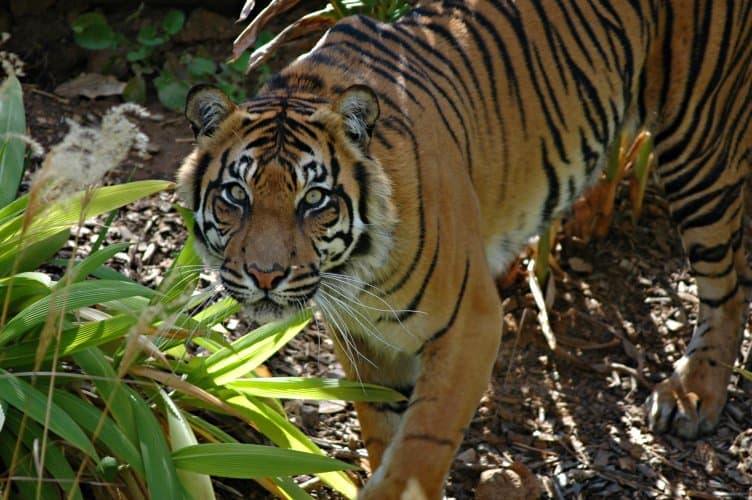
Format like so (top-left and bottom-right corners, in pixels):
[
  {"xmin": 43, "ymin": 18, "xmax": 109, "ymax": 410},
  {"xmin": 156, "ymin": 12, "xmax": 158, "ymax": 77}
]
[
  {"xmin": 270, "ymin": 476, "xmax": 313, "ymax": 500},
  {"xmin": 226, "ymin": 394, "xmax": 357, "ymax": 498},
  {"xmin": 226, "ymin": 377, "xmax": 406, "ymax": 402},
  {"xmin": 0, "ymin": 272, "xmax": 52, "ymax": 308},
  {"xmin": 0, "ymin": 399, "xmax": 6, "ymax": 431},
  {"xmin": 52, "ymin": 389, "xmax": 144, "ymax": 476},
  {"xmin": 73, "ymin": 348, "xmax": 138, "ymax": 449},
  {"xmin": 0, "ymin": 314, "xmax": 137, "ymax": 368},
  {"xmin": 0, "ymin": 191, "xmax": 27, "ymax": 223},
  {"xmin": 0, "ymin": 75, "xmax": 26, "ymax": 208},
  {"xmin": 160, "ymin": 389, "xmax": 216, "ymax": 500},
  {"xmin": 0, "ymin": 181, "xmax": 172, "ymax": 264},
  {"xmin": 0, "ymin": 369, "xmax": 99, "ymax": 460},
  {"xmin": 156, "ymin": 205, "xmax": 202, "ymax": 304},
  {"xmin": 172, "ymin": 443, "xmax": 356, "ymax": 478},
  {"xmin": 0, "ymin": 229, "xmax": 70, "ymax": 276},
  {"xmin": 0, "ymin": 427, "xmax": 57, "ymax": 500},
  {"xmin": 4, "ymin": 410, "xmax": 84, "ymax": 500},
  {"xmin": 182, "ymin": 412, "xmax": 238, "ymax": 444},
  {"xmin": 0, "ymin": 280, "xmax": 155, "ymax": 346},
  {"xmin": 58, "ymin": 242, "xmax": 131, "ymax": 286},
  {"xmin": 200, "ymin": 309, "xmax": 312, "ymax": 386},
  {"xmin": 130, "ymin": 389, "xmax": 187, "ymax": 500}
]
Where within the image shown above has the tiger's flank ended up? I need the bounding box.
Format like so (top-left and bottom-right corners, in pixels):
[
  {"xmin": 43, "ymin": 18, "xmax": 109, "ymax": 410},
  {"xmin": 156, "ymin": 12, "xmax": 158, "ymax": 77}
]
[{"xmin": 177, "ymin": 1, "xmax": 752, "ymax": 498}]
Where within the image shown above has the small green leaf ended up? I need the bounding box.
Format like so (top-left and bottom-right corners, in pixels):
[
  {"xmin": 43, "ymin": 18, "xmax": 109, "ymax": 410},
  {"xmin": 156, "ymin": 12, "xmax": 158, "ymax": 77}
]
[
  {"xmin": 123, "ymin": 75, "xmax": 147, "ymax": 103},
  {"xmin": 187, "ymin": 57, "xmax": 216, "ymax": 78},
  {"xmin": 138, "ymin": 25, "xmax": 167, "ymax": 47},
  {"xmin": 126, "ymin": 46, "xmax": 150, "ymax": 62},
  {"xmin": 155, "ymin": 72, "xmax": 190, "ymax": 112},
  {"xmin": 96, "ymin": 456, "xmax": 120, "ymax": 481},
  {"xmin": 72, "ymin": 12, "xmax": 118, "ymax": 50},
  {"xmin": 172, "ymin": 443, "xmax": 357, "ymax": 479},
  {"xmin": 162, "ymin": 9, "xmax": 186, "ymax": 35}
]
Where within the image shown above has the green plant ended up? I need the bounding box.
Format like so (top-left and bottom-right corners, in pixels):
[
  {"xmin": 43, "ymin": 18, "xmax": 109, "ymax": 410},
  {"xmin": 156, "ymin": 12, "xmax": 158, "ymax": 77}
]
[
  {"xmin": 72, "ymin": 8, "xmax": 188, "ymax": 109},
  {"xmin": 71, "ymin": 8, "xmax": 270, "ymax": 111}
]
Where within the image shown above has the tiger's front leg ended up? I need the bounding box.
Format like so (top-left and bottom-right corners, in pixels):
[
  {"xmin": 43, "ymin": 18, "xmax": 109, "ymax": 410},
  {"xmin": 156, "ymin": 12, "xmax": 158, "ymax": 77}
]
[
  {"xmin": 647, "ymin": 185, "xmax": 751, "ymax": 437},
  {"xmin": 337, "ymin": 268, "xmax": 502, "ymax": 499}
]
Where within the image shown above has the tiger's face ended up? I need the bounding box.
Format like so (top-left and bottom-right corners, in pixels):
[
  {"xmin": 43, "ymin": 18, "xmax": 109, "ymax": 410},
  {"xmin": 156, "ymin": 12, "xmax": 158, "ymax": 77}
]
[{"xmin": 178, "ymin": 84, "xmax": 396, "ymax": 323}]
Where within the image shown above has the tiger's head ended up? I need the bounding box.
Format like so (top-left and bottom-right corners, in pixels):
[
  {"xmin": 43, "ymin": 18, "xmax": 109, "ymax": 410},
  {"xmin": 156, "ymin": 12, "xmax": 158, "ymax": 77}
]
[{"xmin": 177, "ymin": 84, "xmax": 396, "ymax": 323}]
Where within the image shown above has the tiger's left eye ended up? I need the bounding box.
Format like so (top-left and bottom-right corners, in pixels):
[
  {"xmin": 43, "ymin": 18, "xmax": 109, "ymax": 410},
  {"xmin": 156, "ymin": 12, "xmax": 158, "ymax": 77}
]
[
  {"xmin": 304, "ymin": 189, "xmax": 324, "ymax": 206},
  {"xmin": 223, "ymin": 183, "xmax": 248, "ymax": 205}
]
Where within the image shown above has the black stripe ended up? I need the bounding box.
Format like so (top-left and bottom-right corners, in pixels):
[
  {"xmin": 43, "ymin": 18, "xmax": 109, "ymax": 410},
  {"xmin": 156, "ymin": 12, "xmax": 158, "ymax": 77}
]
[
  {"xmin": 403, "ymin": 434, "xmax": 454, "ymax": 447},
  {"xmin": 192, "ymin": 152, "xmax": 213, "ymax": 211},
  {"xmin": 422, "ymin": 258, "xmax": 471, "ymax": 348}
]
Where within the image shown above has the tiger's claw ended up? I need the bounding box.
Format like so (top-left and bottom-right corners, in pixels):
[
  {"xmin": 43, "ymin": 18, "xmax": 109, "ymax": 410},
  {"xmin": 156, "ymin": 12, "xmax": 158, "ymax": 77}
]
[{"xmin": 646, "ymin": 358, "xmax": 729, "ymax": 438}]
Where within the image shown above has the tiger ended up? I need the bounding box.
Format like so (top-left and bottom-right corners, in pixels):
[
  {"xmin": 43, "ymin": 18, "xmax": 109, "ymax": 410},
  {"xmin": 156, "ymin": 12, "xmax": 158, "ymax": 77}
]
[{"xmin": 177, "ymin": 1, "xmax": 752, "ymax": 498}]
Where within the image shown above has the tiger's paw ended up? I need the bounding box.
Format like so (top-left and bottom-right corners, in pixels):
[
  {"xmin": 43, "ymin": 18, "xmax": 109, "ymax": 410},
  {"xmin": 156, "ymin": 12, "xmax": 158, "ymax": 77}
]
[
  {"xmin": 358, "ymin": 477, "xmax": 428, "ymax": 500},
  {"xmin": 646, "ymin": 357, "xmax": 729, "ymax": 438}
]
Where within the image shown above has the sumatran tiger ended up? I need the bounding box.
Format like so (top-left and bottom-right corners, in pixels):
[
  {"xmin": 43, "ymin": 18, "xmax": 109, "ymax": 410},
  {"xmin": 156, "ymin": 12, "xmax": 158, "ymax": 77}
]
[{"xmin": 177, "ymin": 0, "xmax": 752, "ymax": 497}]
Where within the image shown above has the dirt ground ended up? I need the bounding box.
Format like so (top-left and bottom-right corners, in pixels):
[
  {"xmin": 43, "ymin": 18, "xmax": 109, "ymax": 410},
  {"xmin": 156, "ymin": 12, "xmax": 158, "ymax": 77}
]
[{"xmin": 9, "ymin": 1, "xmax": 752, "ymax": 498}]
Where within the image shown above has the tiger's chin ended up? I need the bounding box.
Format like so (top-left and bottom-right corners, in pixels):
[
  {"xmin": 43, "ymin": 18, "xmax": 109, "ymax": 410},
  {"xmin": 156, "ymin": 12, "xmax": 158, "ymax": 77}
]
[{"xmin": 241, "ymin": 299, "xmax": 296, "ymax": 325}]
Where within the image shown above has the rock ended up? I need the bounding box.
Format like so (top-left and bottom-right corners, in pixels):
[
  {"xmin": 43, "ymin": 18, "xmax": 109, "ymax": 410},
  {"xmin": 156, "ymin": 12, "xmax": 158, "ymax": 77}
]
[
  {"xmin": 455, "ymin": 447, "xmax": 477, "ymax": 464},
  {"xmin": 10, "ymin": 0, "xmax": 54, "ymax": 17},
  {"xmin": 568, "ymin": 256, "xmax": 593, "ymax": 273},
  {"xmin": 174, "ymin": 8, "xmax": 240, "ymax": 43},
  {"xmin": 475, "ymin": 463, "xmax": 542, "ymax": 500},
  {"xmin": 693, "ymin": 441, "xmax": 722, "ymax": 476}
]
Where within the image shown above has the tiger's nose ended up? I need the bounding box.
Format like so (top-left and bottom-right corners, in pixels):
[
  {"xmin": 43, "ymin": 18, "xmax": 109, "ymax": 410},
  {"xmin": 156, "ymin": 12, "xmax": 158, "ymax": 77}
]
[{"xmin": 247, "ymin": 264, "xmax": 286, "ymax": 290}]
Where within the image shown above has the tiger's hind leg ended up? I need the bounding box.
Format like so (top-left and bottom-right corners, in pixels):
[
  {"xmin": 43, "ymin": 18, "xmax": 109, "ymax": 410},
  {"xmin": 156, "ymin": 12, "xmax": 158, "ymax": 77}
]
[{"xmin": 647, "ymin": 142, "xmax": 752, "ymax": 437}]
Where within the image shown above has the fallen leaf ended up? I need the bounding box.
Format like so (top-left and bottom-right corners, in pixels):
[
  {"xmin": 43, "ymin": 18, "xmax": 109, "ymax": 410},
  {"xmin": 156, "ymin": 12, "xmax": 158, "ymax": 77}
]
[{"xmin": 55, "ymin": 72, "xmax": 126, "ymax": 99}]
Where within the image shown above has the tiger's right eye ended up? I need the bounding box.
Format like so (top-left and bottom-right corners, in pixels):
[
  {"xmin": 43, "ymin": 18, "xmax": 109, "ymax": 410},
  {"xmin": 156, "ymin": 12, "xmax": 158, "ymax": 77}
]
[{"xmin": 222, "ymin": 183, "xmax": 249, "ymax": 205}]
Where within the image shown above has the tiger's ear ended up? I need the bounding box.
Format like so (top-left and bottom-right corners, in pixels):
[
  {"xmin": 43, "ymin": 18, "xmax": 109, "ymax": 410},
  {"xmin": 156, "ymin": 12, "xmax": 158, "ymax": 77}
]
[
  {"xmin": 333, "ymin": 85, "xmax": 380, "ymax": 151},
  {"xmin": 185, "ymin": 84, "xmax": 237, "ymax": 142}
]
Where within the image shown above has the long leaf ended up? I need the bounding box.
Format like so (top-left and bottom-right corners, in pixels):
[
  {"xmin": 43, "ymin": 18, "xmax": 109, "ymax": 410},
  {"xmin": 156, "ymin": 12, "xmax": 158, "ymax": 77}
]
[
  {"xmin": 0, "ymin": 426, "xmax": 58, "ymax": 500},
  {"xmin": 0, "ymin": 75, "xmax": 26, "ymax": 208},
  {"xmin": 199, "ymin": 309, "xmax": 312, "ymax": 386},
  {"xmin": 4, "ymin": 409, "xmax": 84, "ymax": 500},
  {"xmin": 130, "ymin": 390, "xmax": 187, "ymax": 500},
  {"xmin": 172, "ymin": 443, "xmax": 356, "ymax": 478},
  {"xmin": 226, "ymin": 394, "xmax": 357, "ymax": 498},
  {"xmin": 0, "ymin": 279, "xmax": 155, "ymax": 346},
  {"xmin": 0, "ymin": 369, "xmax": 99, "ymax": 460},
  {"xmin": 0, "ymin": 272, "xmax": 52, "ymax": 309},
  {"xmin": 0, "ymin": 314, "xmax": 137, "ymax": 368},
  {"xmin": 160, "ymin": 389, "xmax": 215, "ymax": 500},
  {"xmin": 52, "ymin": 389, "xmax": 144, "ymax": 476},
  {"xmin": 0, "ymin": 180, "xmax": 172, "ymax": 267},
  {"xmin": 227, "ymin": 377, "xmax": 406, "ymax": 402},
  {"xmin": 58, "ymin": 242, "xmax": 131, "ymax": 286},
  {"xmin": 73, "ymin": 348, "xmax": 138, "ymax": 451}
]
